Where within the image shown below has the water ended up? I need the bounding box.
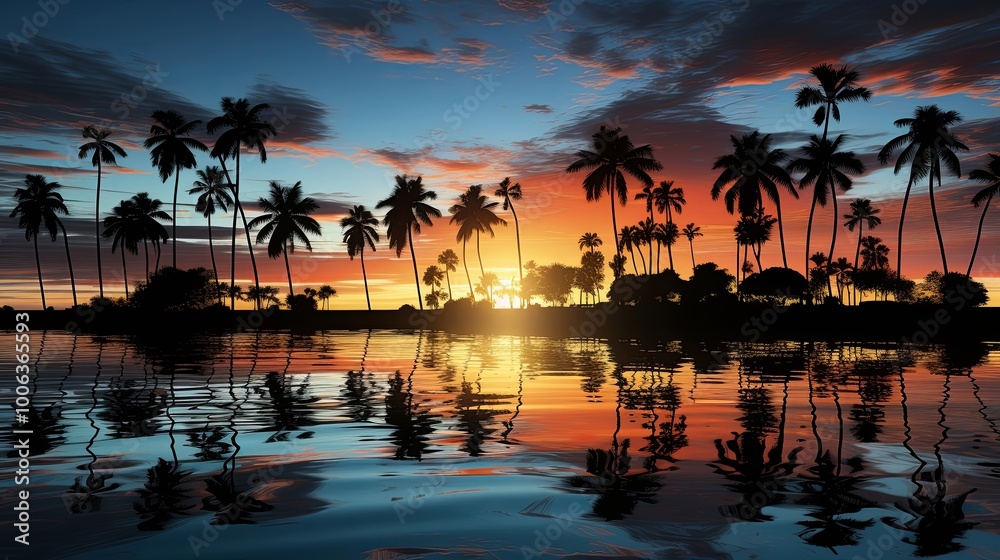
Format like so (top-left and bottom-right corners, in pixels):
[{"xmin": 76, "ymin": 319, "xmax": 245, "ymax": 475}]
[{"xmin": 1, "ymin": 331, "xmax": 999, "ymax": 559}]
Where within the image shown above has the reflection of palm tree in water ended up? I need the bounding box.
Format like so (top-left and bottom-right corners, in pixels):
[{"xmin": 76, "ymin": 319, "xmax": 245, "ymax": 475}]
[
  {"xmin": 849, "ymin": 358, "xmax": 893, "ymax": 443},
  {"xmin": 189, "ymin": 341, "xmax": 232, "ymax": 461},
  {"xmin": 343, "ymin": 332, "xmax": 380, "ymax": 424},
  {"xmin": 258, "ymin": 336, "xmax": 319, "ymax": 438},
  {"xmin": 639, "ymin": 365, "xmax": 688, "ymax": 472},
  {"xmin": 383, "ymin": 331, "xmax": 439, "ymax": 460},
  {"xmin": 500, "ymin": 365, "xmax": 523, "ymax": 443},
  {"xmin": 453, "ymin": 370, "xmax": 511, "ymax": 456},
  {"xmin": 67, "ymin": 338, "xmax": 121, "ymax": 513},
  {"xmin": 884, "ymin": 361, "xmax": 978, "ymax": 556},
  {"xmin": 8, "ymin": 331, "xmax": 66, "ymax": 458},
  {"xmin": 712, "ymin": 348, "xmax": 800, "ymax": 523},
  {"xmin": 568, "ymin": 367, "xmax": 662, "ymax": 520}
]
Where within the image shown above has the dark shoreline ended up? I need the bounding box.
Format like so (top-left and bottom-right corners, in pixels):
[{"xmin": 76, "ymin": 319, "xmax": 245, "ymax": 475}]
[{"xmin": 3, "ymin": 302, "xmax": 997, "ymax": 342}]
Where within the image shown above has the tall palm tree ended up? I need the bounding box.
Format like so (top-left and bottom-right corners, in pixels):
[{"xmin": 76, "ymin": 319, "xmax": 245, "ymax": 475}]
[
  {"xmin": 579, "ymin": 232, "xmax": 602, "ymax": 253},
  {"xmin": 682, "ymin": 223, "xmax": 702, "ymax": 270},
  {"xmin": 340, "ymin": 205, "xmax": 379, "ymax": 311},
  {"xmin": 79, "ymin": 125, "xmax": 127, "ymax": 298},
  {"xmin": 247, "ymin": 181, "xmax": 322, "ymax": 299},
  {"xmin": 10, "ymin": 174, "xmax": 76, "ymax": 308},
  {"xmin": 843, "ymin": 199, "xmax": 882, "ymax": 270},
  {"xmin": 735, "ymin": 210, "xmax": 776, "ymax": 272},
  {"xmin": 618, "ymin": 225, "xmax": 639, "ymax": 275},
  {"xmin": 655, "ymin": 181, "xmax": 685, "ymax": 272},
  {"xmin": 437, "ymin": 249, "xmax": 459, "ymax": 300},
  {"xmin": 317, "ymin": 285, "xmax": 336, "ymax": 310},
  {"xmin": 654, "ymin": 222, "xmax": 678, "ymax": 273},
  {"xmin": 102, "ymin": 200, "xmax": 142, "ymax": 298},
  {"xmin": 794, "ymin": 63, "xmax": 872, "ymax": 142},
  {"xmin": 144, "ymin": 110, "xmax": 207, "ymax": 268},
  {"xmin": 787, "ymin": 134, "xmax": 865, "ymax": 289},
  {"xmin": 422, "ymin": 265, "xmax": 445, "ymax": 296},
  {"xmin": 449, "ymin": 185, "xmax": 507, "ymax": 297},
  {"xmin": 712, "ymin": 131, "xmax": 797, "ymax": 268},
  {"xmin": 128, "ymin": 193, "xmax": 171, "ymax": 280},
  {"xmin": 566, "ymin": 125, "xmax": 662, "ymax": 269},
  {"xmin": 967, "ymin": 154, "xmax": 1000, "ymax": 277},
  {"xmin": 878, "ymin": 105, "xmax": 969, "ymax": 275},
  {"xmin": 188, "ymin": 166, "xmax": 233, "ymax": 296},
  {"xmin": 375, "ymin": 175, "xmax": 441, "ymax": 309},
  {"xmin": 859, "ymin": 236, "xmax": 889, "ymax": 271},
  {"xmin": 494, "ymin": 177, "xmax": 524, "ymax": 286},
  {"xmin": 207, "ymin": 98, "xmax": 277, "ymax": 308}
]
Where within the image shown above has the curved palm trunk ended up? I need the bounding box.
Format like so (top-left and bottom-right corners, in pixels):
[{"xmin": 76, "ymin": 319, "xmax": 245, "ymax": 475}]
[
  {"xmin": 283, "ymin": 241, "xmax": 294, "ymax": 301},
  {"xmin": 406, "ymin": 225, "xmax": 423, "ymax": 309},
  {"xmin": 143, "ymin": 239, "xmax": 149, "ymax": 281},
  {"xmin": 666, "ymin": 206, "xmax": 675, "ymax": 272},
  {"xmin": 636, "ymin": 244, "xmax": 647, "ymax": 275},
  {"xmin": 853, "ymin": 223, "xmax": 864, "ymax": 270},
  {"xmin": 967, "ymin": 193, "xmax": 992, "ymax": 277},
  {"xmin": 753, "ymin": 243, "xmax": 762, "ymax": 272},
  {"xmin": 804, "ymin": 189, "xmax": 818, "ymax": 277},
  {"xmin": 511, "ymin": 203, "xmax": 523, "ymax": 290},
  {"xmin": 463, "ymin": 240, "xmax": 474, "ymax": 300},
  {"xmin": 649, "ymin": 209, "xmax": 655, "ymax": 271},
  {"xmin": 476, "ymin": 230, "xmax": 485, "ymax": 277},
  {"xmin": 361, "ymin": 245, "xmax": 371, "ymax": 311},
  {"xmin": 228, "ymin": 157, "xmax": 239, "ymax": 309},
  {"xmin": 154, "ymin": 240, "xmax": 162, "ymax": 272},
  {"xmin": 172, "ymin": 169, "xmax": 180, "ymax": 268},
  {"xmin": 928, "ymin": 166, "xmax": 949, "ymax": 274},
  {"xmin": 444, "ymin": 269, "xmax": 453, "ymax": 300},
  {"xmin": 689, "ymin": 238, "xmax": 696, "ymax": 269},
  {"xmin": 627, "ymin": 246, "xmax": 638, "ymax": 275},
  {"xmin": 735, "ymin": 239, "xmax": 740, "ymax": 296},
  {"xmin": 59, "ymin": 221, "xmax": 78, "ymax": 306},
  {"xmin": 121, "ymin": 248, "xmax": 129, "ymax": 298},
  {"xmin": 826, "ymin": 188, "xmax": 839, "ymax": 297},
  {"xmin": 608, "ymin": 175, "xmax": 622, "ymax": 270},
  {"xmin": 896, "ymin": 174, "xmax": 915, "ymax": 278},
  {"xmin": 95, "ymin": 161, "xmax": 104, "ymax": 298},
  {"xmin": 33, "ymin": 236, "xmax": 46, "ymax": 309},
  {"xmin": 774, "ymin": 196, "xmax": 789, "ymax": 268},
  {"xmin": 207, "ymin": 214, "xmax": 221, "ymax": 303}
]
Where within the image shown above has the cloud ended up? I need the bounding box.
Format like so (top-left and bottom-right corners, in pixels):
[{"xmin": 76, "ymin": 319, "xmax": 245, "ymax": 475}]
[{"xmin": 524, "ymin": 104, "xmax": 554, "ymax": 113}]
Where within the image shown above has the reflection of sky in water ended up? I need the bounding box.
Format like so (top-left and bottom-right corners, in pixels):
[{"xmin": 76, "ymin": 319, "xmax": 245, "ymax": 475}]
[{"xmin": 1, "ymin": 331, "xmax": 999, "ymax": 559}]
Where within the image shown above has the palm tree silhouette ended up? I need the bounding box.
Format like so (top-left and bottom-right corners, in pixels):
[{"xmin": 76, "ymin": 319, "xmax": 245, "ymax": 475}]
[
  {"xmin": 578, "ymin": 232, "xmax": 602, "ymax": 253},
  {"xmin": 494, "ymin": 177, "xmax": 524, "ymax": 287},
  {"xmin": 449, "ymin": 185, "xmax": 507, "ymax": 286},
  {"xmin": 735, "ymin": 210, "xmax": 776, "ymax": 272},
  {"xmin": 247, "ymin": 181, "xmax": 322, "ymax": 300},
  {"xmin": 712, "ymin": 131, "xmax": 796, "ymax": 268},
  {"xmin": 967, "ymin": 153, "xmax": 1000, "ymax": 277},
  {"xmin": 878, "ymin": 105, "xmax": 969, "ymax": 275},
  {"xmin": 317, "ymin": 285, "xmax": 335, "ymax": 309},
  {"xmin": 618, "ymin": 225, "xmax": 639, "ymax": 275},
  {"xmin": 188, "ymin": 166, "xmax": 233, "ymax": 298},
  {"xmin": 859, "ymin": 236, "xmax": 889, "ymax": 270},
  {"xmin": 634, "ymin": 182, "xmax": 659, "ymax": 269},
  {"xmin": 610, "ymin": 254, "xmax": 627, "ymax": 278},
  {"xmin": 437, "ymin": 249, "xmax": 459, "ymax": 300},
  {"xmin": 682, "ymin": 223, "xmax": 702, "ymax": 270},
  {"xmin": 128, "ymin": 193, "xmax": 171, "ymax": 280},
  {"xmin": 635, "ymin": 219, "xmax": 656, "ymax": 274},
  {"xmin": 79, "ymin": 125, "xmax": 127, "ymax": 298},
  {"xmin": 422, "ymin": 265, "xmax": 445, "ymax": 301},
  {"xmin": 566, "ymin": 125, "xmax": 662, "ymax": 271},
  {"xmin": 144, "ymin": 110, "xmax": 207, "ymax": 268},
  {"xmin": 207, "ymin": 97, "xmax": 277, "ymax": 308},
  {"xmin": 787, "ymin": 134, "xmax": 865, "ymax": 289},
  {"xmin": 843, "ymin": 198, "xmax": 882, "ymax": 270},
  {"xmin": 10, "ymin": 174, "xmax": 77, "ymax": 307},
  {"xmin": 103, "ymin": 200, "xmax": 142, "ymax": 297},
  {"xmin": 794, "ymin": 63, "xmax": 873, "ymax": 142},
  {"xmin": 656, "ymin": 181, "xmax": 685, "ymax": 272},
  {"xmin": 376, "ymin": 174, "xmax": 441, "ymax": 309},
  {"xmin": 653, "ymin": 222, "xmax": 678, "ymax": 274},
  {"xmin": 340, "ymin": 204, "xmax": 379, "ymax": 310}
]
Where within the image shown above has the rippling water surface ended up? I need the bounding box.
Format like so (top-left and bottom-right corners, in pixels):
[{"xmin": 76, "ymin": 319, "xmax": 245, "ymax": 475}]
[{"xmin": 2, "ymin": 330, "xmax": 999, "ymax": 559}]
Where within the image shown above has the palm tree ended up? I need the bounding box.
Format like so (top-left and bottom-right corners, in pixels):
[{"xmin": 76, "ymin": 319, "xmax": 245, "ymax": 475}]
[
  {"xmin": 712, "ymin": 131, "xmax": 797, "ymax": 268},
  {"xmin": 967, "ymin": 153, "xmax": 1000, "ymax": 277},
  {"xmin": 479, "ymin": 271, "xmax": 499, "ymax": 304},
  {"xmin": 566, "ymin": 125, "xmax": 662, "ymax": 269},
  {"xmin": 655, "ymin": 181, "xmax": 685, "ymax": 272},
  {"xmin": 682, "ymin": 223, "xmax": 702, "ymax": 270},
  {"xmin": 207, "ymin": 98, "xmax": 277, "ymax": 308},
  {"xmin": 843, "ymin": 199, "xmax": 882, "ymax": 270},
  {"xmin": 437, "ymin": 249, "xmax": 459, "ymax": 300},
  {"xmin": 189, "ymin": 166, "xmax": 233, "ymax": 297},
  {"xmin": 128, "ymin": 193, "xmax": 171, "ymax": 280},
  {"xmin": 10, "ymin": 174, "xmax": 76, "ymax": 308},
  {"xmin": 878, "ymin": 105, "xmax": 969, "ymax": 275},
  {"xmin": 246, "ymin": 181, "xmax": 322, "ymax": 299},
  {"xmin": 317, "ymin": 285, "xmax": 336, "ymax": 310},
  {"xmin": 618, "ymin": 225, "xmax": 639, "ymax": 275},
  {"xmin": 340, "ymin": 205, "xmax": 379, "ymax": 310},
  {"xmin": 794, "ymin": 64, "xmax": 873, "ymax": 140},
  {"xmin": 735, "ymin": 210, "xmax": 776, "ymax": 272},
  {"xmin": 787, "ymin": 134, "xmax": 865, "ymax": 290},
  {"xmin": 79, "ymin": 125, "xmax": 127, "ymax": 298},
  {"xmin": 635, "ymin": 219, "xmax": 656, "ymax": 275},
  {"xmin": 495, "ymin": 177, "xmax": 524, "ymax": 286},
  {"xmin": 653, "ymin": 222, "xmax": 678, "ymax": 274},
  {"xmin": 449, "ymin": 185, "xmax": 507, "ymax": 298},
  {"xmin": 422, "ymin": 265, "xmax": 445, "ymax": 298},
  {"xmin": 859, "ymin": 236, "xmax": 889, "ymax": 270},
  {"xmin": 375, "ymin": 175, "xmax": 441, "ymax": 309},
  {"xmin": 610, "ymin": 254, "xmax": 627, "ymax": 278},
  {"xmin": 634, "ymin": 182, "xmax": 659, "ymax": 269},
  {"xmin": 144, "ymin": 110, "xmax": 207, "ymax": 268},
  {"xmin": 579, "ymin": 232, "xmax": 603, "ymax": 253},
  {"xmin": 102, "ymin": 200, "xmax": 141, "ymax": 298}
]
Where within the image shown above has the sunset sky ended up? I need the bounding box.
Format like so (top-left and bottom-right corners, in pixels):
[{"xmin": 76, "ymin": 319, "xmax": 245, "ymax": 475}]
[{"xmin": 1, "ymin": 0, "xmax": 998, "ymax": 309}]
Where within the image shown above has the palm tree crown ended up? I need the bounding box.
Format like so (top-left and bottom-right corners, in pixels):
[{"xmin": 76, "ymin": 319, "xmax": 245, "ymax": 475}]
[
  {"xmin": 79, "ymin": 125, "xmax": 128, "ymax": 299},
  {"xmin": 10, "ymin": 174, "xmax": 73, "ymax": 308},
  {"xmin": 340, "ymin": 204, "xmax": 380, "ymax": 310},
  {"xmin": 375, "ymin": 174, "xmax": 441, "ymax": 309},
  {"xmin": 247, "ymin": 181, "xmax": 322, "ymax": 299},
  {"xmin": 794, "ymin": 63, "xmax": 873, "ymax": 138}
]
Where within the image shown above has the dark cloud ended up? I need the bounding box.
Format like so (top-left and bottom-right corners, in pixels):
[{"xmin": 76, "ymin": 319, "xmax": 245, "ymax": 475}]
[
  {"xmin": 248, "ymin": 79, "xmax": 334, "ymax": 145},
  {"xmin": 524, "ymin": 104, "xmax": 554, "ymax": 113}
]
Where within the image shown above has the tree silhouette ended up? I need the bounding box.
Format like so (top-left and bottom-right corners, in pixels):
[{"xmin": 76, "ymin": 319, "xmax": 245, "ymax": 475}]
[
  {"xmin": 128, "ymin": 192, "xmax": 171, "ymax": 280},
  {"xmin": 682, "ymin": 223, "xmax": 703, "ymax": 270},
  {"xmin": 437, "ymin": 249, "xmax": 459, "ymax": 300},
  {"xmin": 843, "ymin": 198, "xmax": 882, "ymax": 270},
  {"xmin": 878, "ymin": 105, "xmax": 969, "ymax": 275},
  {"xmin": 102, "ymin": 200, "xmax": 143, "ymax": 297},
  {"xmin": 340, "ymin": 204, "xmax": 379, "ymax": 310},
  {"xmin": 376, "ymin": 175, "xmax": 441, "ymax": 309},
  {"xmin": 79, "ymin": 125, "xmax": 128, "ymax": 298},
  {"xmin": 578, "ymin": 232, "xmax": 603, "ymax": 253},
  {"xmin": 189, "ymin": 166, "xmax": 233, "ymax": 300},
  {"xmin": 495, "ymin": 177, "xmax": 524, "ymax": 288},
  {"xmin": 655, "ymin": 181, "xmax": 685, "ymax": 272},
  {"xmin": 449, "ymin": 185, "xmax": 507, "ymax": 298},
  {"xmin": 247, "ymin": 181, "xmax": 322, "ymax": 300},
  {"xmin": 9, "ymin": 174, "xmax": 76, "ymax": 308},
  {"xmin": 967, "ymin": 153, "xmax": 1000, "ymax": 277}
]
